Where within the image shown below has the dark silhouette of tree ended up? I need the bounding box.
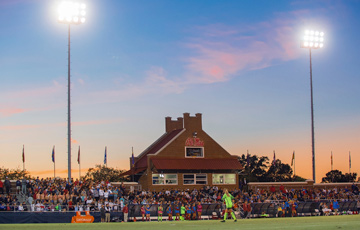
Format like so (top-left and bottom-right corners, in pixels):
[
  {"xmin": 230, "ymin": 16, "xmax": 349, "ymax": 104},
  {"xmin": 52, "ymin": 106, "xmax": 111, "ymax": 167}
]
[
  {"xmin": 322, "ymin": 170, "xmax": 357, "ymax": 183},
  {"xmin": 264, "ymin": 159, "xmax": 294, "ymax": 182},
  {"xmin": 83, "ymin": 164, "xmax": 129, "ymax": 182},
  {"xmin": 238, "ymin": 154, "xmax": 305, "ymax": 182},
  {"xmin": 238, "ymin": 154, "xmax": 269, "ymax": 182},
  {"xmin": 0, "ymin": 167, "xmax": 30, "ymax": 180}
]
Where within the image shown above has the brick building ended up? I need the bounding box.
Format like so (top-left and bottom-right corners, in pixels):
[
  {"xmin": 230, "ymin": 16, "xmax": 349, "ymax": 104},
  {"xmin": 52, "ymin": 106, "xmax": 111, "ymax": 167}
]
[{"xmin": 121, "ymin": 113, "xmax": 243, "ymax": 191}]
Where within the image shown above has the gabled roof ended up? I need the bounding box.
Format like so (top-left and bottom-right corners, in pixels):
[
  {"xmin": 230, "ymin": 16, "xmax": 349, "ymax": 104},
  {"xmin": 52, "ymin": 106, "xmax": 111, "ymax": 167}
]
[
  {"xmin": 120, "ymin": 167, "xmax": 146, "ymax": 177},
  {"xmin": 151, "ymin": 158, "xmax": 243, "ymax": 170},
  {"xmin": 134, "ymin": 129, "xmax": 184, "ymax": 168}
]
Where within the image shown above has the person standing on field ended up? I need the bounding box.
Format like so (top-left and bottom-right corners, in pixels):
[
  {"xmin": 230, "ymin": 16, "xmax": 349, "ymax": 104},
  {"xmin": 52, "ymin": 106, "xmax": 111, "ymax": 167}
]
[
  {"xmin": 105, "ymin": 203, "xmax": 111, "ymax": 222},
  {"xmin": 123, "ymin": 203, "xmax": 129, "ymax": 222},
  {"xmin": 100, "ymin": 205, "xmax": 105, "ymax": 223},
  {"xmin": 221, "ymin": 189, "xmax": 237, "ymax": 222}
]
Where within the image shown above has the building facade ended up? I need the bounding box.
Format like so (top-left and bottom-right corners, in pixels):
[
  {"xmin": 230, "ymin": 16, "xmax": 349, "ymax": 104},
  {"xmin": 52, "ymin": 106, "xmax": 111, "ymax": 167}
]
[{"xmin": 121, "ymin": 113, "xmax": 243, "ymax": 191}]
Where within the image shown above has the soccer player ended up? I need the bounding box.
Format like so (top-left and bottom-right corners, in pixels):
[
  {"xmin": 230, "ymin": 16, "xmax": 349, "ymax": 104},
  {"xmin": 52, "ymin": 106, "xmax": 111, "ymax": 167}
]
[
  {"xmin": 158, "ymin": 201, "xmax": 163, "ymax": 222},
  {"xmin": 174, "ymin": 202, "xmax": 180, "ymax": 221},
  {"xmin": 140, "ymin": 205, "xmax": 145, "ymax": 221},
  {"xmin": 197, "ymin": 201, "xmax": 202, "ymax": 220},
  {"xmin": 221, "ymin": 189, "xmax": 237, "ymax": 222},
  {"xmin": 166, "ymin": 202, "xmax": 173, "ymax": 221},
  {"xmin": 145, "ymin": 204, "xmax": 151, "ymax": 221},
  {"xmin": 180, "ymin": 203, "xmax": 186, "ymax": 221},
  {"xmin": 186, "ymin": 204, "xmax": 192, "ymax": 220},
  {"xmin": 192, "ymin": 203, "xmax": 197, "ymax": 220}
]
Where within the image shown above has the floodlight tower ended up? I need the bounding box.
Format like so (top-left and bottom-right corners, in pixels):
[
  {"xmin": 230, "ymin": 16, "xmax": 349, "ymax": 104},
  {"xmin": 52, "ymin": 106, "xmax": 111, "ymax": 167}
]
[
  {"xmin": 301, "ymin": 30, "xmax": 324, "ymax": 183},
  {"xmin": 57, "ymin": 1, "xmax": 86, "ymax": 182}
]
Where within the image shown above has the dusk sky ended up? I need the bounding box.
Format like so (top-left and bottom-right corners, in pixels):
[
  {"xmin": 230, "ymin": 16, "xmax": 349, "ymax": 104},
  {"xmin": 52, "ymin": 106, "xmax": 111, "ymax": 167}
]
[{"xmin": 1, "ymin": 0, "xmax": 359, "ymax": 182}]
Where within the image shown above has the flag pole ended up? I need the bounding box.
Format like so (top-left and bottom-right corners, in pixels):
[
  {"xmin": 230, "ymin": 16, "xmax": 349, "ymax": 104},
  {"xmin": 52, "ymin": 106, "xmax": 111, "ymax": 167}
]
[
  {"xmin": 331, "ymin": 151, "xmax": 333, "ymax": 171},
  {"xmin": 78, "ymin": 146, "xmax": 81, "ymax": 180},
  {"xmin": 79, "ymin": 154, "xmax": 81, "ymax": 180},
  {"xmin": 349, "ymin": 151, "xmax": 351, "ymax": 173},
  {"xmin": 53, "ymin": 146, "xmax": 56, "ymax": 178},
  {"xmin": 105, "ymin": 146, "xmax": 107, "ymax": 168},
  {"xmin": 294, "ymin": 151, "xmax": 296, "ymax": 177},
  {"xmin": 22, "ymin": 145, "xmax": 25, "ymax": 172},
  {"xmin": 132, "ymin": 147, "xmax": 134, "ymax": 182}
]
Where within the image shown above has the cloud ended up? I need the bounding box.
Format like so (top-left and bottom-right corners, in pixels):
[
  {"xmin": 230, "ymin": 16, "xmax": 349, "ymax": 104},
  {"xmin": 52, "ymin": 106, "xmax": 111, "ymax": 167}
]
[
  {"xmin": 29, "ymin": 168, "xmax": 88, "ymax": 177},
  {"xmin": 80, "ymin": 11, "xmax": 306, "ymax": 104},
  {"xmin": 0, "ymin": 118, "xmax": 124, "ymax": 131},
  {"xmin": 71, "ymin": 138, "xmax": 78, "ymax": 144},
  {"xmin": 78, "ymin": 78, "xmax": 85, "ymax": 85},
  {"xmin": 183, "ymin": 11, "xmax": 304, "ymax": 84},
  {"xmin": 0, "ymin": 108, "xmax": 27, "ymax": 117},
  {"xmin": 0, "ymin": 124, "xmax": 40, "ymax": 131},
  {"xmin": 85, "ymin": 66, "xmax": 187, "ymax": 104}
]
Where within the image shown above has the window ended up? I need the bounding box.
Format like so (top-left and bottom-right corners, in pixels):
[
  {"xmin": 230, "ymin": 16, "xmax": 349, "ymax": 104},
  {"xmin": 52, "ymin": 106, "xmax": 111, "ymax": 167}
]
[
  {"xmin": 152, "ymin": 174, "xmax": 178, "ymax": 185},
  {"xmin": 212, "ymin": 174, "xmax": 236, "ymax": 184},
  {"xmin": 185, "ymin": 147, "xmax": 204, "ymax": 158},
  {"xmin": 196, "ymin": 174, "xmax": 207, "ymax": 184},
  {"xmin": 183, "ymin": 174, "xmax": 207, "ymax": 185},
  {"xmin": 165, "ymin": 174, "xmax": 177, "ymax": 184}
]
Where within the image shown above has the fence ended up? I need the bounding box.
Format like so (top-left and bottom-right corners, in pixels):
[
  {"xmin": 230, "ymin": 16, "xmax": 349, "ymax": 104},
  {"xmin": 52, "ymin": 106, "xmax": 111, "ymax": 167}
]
[{"xmin": 0, "ymin": 201, "xmax": 358, "ymax": 223}]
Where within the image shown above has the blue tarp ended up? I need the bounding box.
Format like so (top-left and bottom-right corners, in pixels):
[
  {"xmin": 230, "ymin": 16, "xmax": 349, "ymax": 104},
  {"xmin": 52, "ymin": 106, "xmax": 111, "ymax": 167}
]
[{"xmin": 0, "ymin": 212, "xmax": 124, "ymax": 224}]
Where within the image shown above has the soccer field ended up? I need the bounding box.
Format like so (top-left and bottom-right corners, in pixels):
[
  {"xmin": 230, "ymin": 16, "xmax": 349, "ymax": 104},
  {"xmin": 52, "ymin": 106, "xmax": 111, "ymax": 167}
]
[{"xmin": 1, "ymin": 215, "xmax": 359, "ymax": 230}]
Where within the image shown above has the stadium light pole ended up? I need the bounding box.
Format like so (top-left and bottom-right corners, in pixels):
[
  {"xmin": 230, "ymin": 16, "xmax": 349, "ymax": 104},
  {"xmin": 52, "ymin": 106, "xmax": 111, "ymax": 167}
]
[
  {"xmin": 57, "ymin": 1, "xmax": 86, "ymax": 183},
  {"xmin": 301, "ymin": 29, "xmax": 324, "ymax": 183}
]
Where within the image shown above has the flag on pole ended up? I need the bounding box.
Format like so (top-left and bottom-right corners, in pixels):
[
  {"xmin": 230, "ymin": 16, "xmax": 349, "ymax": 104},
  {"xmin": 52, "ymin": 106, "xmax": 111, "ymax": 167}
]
[
  {"xmin": 131, "ymin": 147, "xmax": 135, "ymax": 168},
  {"xmin": 272, "ymin": 150, "xmax": 276, "ymax": 166},
  {"xmin": 349, "ymin": 151, "xmax": 351, "ymax": 170},
  {"xmin": 22, "ymin": 145, "xmax": 25, "ymax": 163},
  {"xmin": 291, "ymin": 151, "xmax": 295, "ymax": 166},
  {"xmin": 246, "ymin": 150, "xmax": 250, "ymax": 167},
  {"xmin": 104, "ymin": 146, "xmax": 107, "ymax": 164},
  {"xmin": 331, "ymin": 151, "xmax": 333, "ymax": 169},
  {"xmin": 77, "ymin": 146, "xmax": 80, "ymax": 164},
  {"xmin": 52, "ymin": 146, "xmax": 55, "ymax": 163}
]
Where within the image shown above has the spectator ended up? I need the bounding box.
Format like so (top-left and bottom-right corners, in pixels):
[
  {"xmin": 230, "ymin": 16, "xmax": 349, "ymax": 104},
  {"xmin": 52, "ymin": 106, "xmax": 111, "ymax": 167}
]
[
  {"xmin": 0, "ymin": 203, "xmax": 6, "ymax": 211},
  {"xmin": 242, "ymin": 200, "xmax": 249, "ymax": 219},
  {"xmin": 4, "ymin": 177, "xmax": 11, "ymax": 195},
  {"xmin": 270, "ymin": 185, "xmax": 276, "ymax": 194},
  {"xmin": 0, "ymin": 180, "xmax": 3, "ymax": 194},
  {"xmin": 21, "ymin": 178, "xmax": 27, "ymax": 195},
  {"xmin": 18, "ymin": 202, "xmax": 24, "ymax": 211},
  {"xmin": 16, "ymin": 179, "xmax": 21, "ymax": 194}
]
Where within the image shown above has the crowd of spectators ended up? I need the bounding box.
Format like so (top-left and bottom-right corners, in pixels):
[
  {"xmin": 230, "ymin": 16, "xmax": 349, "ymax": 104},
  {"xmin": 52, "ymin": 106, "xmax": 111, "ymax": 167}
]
[{"xmin": 0, "ymin": 177, "xmax": 359, "ymax": 220}]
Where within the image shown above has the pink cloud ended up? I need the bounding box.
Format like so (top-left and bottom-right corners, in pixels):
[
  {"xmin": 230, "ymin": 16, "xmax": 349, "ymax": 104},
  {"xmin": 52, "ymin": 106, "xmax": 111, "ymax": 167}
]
[
  {"xmin": 71, "ymin": 138, "xmax": 79, "ymax": 144},
  {"xmin": 0, "ymin": 119, "xmax": 123, "ymax": 131},
  {"xmin": 0, "ymin": 124, "xmax": 40, "ymax": 131},
  {"xmin": 0, "ymin": 108, "xmax": 27, "ymax": 117},
  {"xmin": 184, "ymin": 11, "xmax": 305, "ymax": 84},
  {"xmin": 73, "ymin": 118, "xmax": 124, "ymax": 126}
]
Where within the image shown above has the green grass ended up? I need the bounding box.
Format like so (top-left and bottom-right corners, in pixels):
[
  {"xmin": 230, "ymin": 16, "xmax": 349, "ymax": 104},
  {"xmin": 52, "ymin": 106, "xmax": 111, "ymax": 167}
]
[{"xmin": 1, "ymin": 215, "xmax": 360, "ymax": 230}]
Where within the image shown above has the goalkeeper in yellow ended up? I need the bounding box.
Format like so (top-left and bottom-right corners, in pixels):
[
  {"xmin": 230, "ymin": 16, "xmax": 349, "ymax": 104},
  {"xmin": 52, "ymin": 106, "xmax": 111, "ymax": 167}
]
[{"xmin": 221, "ymin": 189, "xmax": 237, "ymax": 222}]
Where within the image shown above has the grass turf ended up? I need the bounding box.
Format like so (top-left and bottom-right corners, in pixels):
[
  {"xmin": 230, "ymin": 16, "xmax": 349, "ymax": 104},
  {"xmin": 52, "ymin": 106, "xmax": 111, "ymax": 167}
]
[{"xmin": 1, "ymin": 215, "xmax": 359, "ymax": 230}]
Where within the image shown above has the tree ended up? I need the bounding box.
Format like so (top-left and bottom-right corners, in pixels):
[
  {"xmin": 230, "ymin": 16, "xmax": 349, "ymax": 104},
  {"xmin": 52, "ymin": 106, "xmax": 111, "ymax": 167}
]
[
  {"xmin": 0, "ymin": 167, "xmax": 30, "ymax": 180},
  {"xmin": 83, "ymin": 164, "xmax": 129, "ymax": 182},
  {"xmin": 238, "ymin": 154, "xmax": 305, "ymax": 182},
  {"xmin": 238, "ymin": 154, "xmax": 269, "ymax": 182},
  {"xmin": 264, "ymin": 159, "xmax": 294, "ymax": 182},
  {"xmin": 322, "ymin": 170, "xmax": 357, "ymax": 183}
]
